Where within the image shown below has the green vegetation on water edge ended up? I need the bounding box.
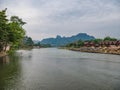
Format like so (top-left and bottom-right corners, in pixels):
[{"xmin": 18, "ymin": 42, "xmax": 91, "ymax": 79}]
[
  {"xmin": 0, "ymin": 8, "xmax": 34, "ymax": 54},
  {"xmin": 65, "ymin": 36, "xmax": 118, "ymax": 48}
]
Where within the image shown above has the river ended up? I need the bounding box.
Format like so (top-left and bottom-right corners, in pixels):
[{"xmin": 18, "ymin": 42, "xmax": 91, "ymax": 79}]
[{"xmin": 0, "ymin": 48, "xmax": 120, "ymax": 90}]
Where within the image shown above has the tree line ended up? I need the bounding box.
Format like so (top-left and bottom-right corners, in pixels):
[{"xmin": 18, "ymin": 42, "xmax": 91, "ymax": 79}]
[
  {"xmin": 0, "ymin": 9, "xmax": 33, "ymax": 53},
  {"xmin": 66, "ymin": 36, "xmax": 118, "ymax": 48}
]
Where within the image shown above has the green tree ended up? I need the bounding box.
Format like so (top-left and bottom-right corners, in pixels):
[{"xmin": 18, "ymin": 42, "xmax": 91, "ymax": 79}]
[
  {"xmin": 25, "ymin": 37, "xmax": 34, "ymax": 46},
  {"xmin": 21, "ymin": 36, "xmax": 34, "ymax": 47},
  {"xmin": 66, "ymin": 40, "xmax": 84, "ymax": 48},
  {"xmin": 0, "ymin": 9, "xmax": 26, "ymax": 52},
  {"xmin": 77, "ymin": 40, "xmax": 84, "ymax": 47},
  {"xmin": 8, "ymin": 16, "xmax": 26, "ymax": 50},
  {"xmin": 104, "ymin": 36, "xmax": 117, "ymax": 41},
  {"xmin": 0, "ymin": 8, "xmax": 9, "ymax": 52},
  {"xmin": 93, "ymin": 39, "xmax": 102, "ymax": 44}
]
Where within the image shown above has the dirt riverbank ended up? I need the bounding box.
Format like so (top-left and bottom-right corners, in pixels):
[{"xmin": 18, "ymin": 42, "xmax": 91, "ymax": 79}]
[{"xmin": 68, "ymin": 46, "xmax": 120, "ymax": 55}]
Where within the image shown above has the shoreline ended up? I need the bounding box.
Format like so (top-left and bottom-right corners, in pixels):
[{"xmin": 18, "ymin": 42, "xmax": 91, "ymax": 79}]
[
  {"xmin": 0, "ymin": 52, "xmax": 7, "ymax": 57},
  {"xmin": 66, "ymin": 47, "xmax": 120, "ymax": 55},
  {"xmin": 0, "ymin": 47, "xmax": 33, "ymax": 58}
]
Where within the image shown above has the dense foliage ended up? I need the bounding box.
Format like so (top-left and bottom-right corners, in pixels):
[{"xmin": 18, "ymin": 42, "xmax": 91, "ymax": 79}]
[
  {"xmin": 66, "ymin": 37, "xmax": 118, "ymax": 48},
  {"xmin": 0, "ymin": 9, "xmax": 26, "ymax": 52},
  {"xmin": 66, "ymin": 40, "xmax": 84, "ymax": 48},
  {"xmin": 103, "ymin": 36, "xmax": 117, "ymax": 41},
  {"xmin": 19, "ymin": 36, "xmax": 34, "ymax": 49},
  {"xmin": 23, "ymin": 36, "xmax": 34, "ymax": 46}
]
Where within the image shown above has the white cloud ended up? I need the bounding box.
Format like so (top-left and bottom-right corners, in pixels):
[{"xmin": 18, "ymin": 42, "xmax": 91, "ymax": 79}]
[{"xmin": 0, "ymin": 0, "xmax": 120, "ymax": 40}]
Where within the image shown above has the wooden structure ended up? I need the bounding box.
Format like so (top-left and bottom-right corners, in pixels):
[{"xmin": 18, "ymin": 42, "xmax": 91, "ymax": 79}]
[{"xmin": 84, "ymin": 40, "xmax": 120, "ymax": 47}]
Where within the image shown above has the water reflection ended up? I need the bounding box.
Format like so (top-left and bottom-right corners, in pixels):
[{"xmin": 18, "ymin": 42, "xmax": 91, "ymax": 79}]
[
  {"xmin": 0, "ymin": 48, "xmax": 120, "ymax": 90},
  {"xmin": 0, "ymin": 55, "xmax": 22, "ymax": 90},
  {"xmin": 0, "ymin": 56, "xmax": 10, "ymax": 64}
]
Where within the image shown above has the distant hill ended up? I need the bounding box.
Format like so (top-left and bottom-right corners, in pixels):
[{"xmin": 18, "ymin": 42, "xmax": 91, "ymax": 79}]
[{"xmin": 40, "ymin": 33, "xmax": 95, "ymax": 46}]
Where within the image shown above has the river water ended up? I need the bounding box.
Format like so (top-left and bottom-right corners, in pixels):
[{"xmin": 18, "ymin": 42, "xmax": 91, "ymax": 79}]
[{"xmin": 0, "ymin": 48, "xmax": 120, "ymax": 90}]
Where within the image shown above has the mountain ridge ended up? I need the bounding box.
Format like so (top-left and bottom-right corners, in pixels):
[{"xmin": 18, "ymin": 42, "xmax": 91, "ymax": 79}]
[{"xmin": 40, "ymin": 33, "xmax": 95, "ymax": 46}]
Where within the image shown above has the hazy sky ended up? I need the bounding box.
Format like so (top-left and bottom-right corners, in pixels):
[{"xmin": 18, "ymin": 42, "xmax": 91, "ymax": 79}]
[{"xmin": 0, "ymin": 0, "xmax": 120, "ymax": 40}]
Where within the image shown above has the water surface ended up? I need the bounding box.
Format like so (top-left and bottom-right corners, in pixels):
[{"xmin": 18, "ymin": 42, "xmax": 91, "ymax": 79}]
[{"xmin": 0, "ymin": 48, "xmax": 120, "ymax": 90}]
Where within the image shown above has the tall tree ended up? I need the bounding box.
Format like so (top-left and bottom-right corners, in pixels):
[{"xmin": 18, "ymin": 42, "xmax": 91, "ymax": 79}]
[
  {"xmin": 8, "ymin": 16, "xmax": 26, "ymax": 50},
  {"xmin": 0, "ymin": 8, "xmax": 9, "ymax": 52},
  {"xmin": 23, "ymin": 36, "xmax": 34, "ymax": 46},
  {"xmin": 0, "ymin": 9, "xmax": 26, "ymax": 52}
]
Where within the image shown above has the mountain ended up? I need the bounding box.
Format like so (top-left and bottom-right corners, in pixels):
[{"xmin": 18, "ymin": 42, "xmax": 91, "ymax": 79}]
[{"xmin": 40, "ymin": 33, "xmax": 95, "ymax": 46}]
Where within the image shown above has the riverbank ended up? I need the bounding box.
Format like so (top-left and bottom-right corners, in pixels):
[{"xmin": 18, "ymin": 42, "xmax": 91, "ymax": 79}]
[
  {"xmin": 66, "ymin": 46, "xmax": 120, "ymax": 55},
  {"xmin": 0, "ymin": 47, "xmax": 33, "ymax": 58},
  {"xmin": 0, "ymin": 52, "xmax": 7, "ymax": 57}
]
